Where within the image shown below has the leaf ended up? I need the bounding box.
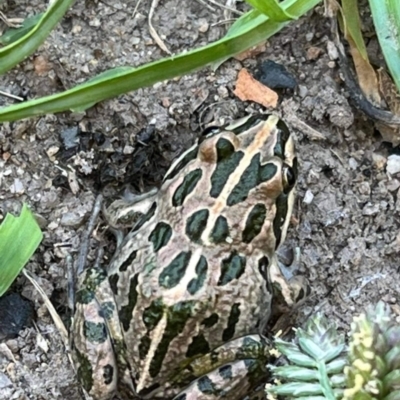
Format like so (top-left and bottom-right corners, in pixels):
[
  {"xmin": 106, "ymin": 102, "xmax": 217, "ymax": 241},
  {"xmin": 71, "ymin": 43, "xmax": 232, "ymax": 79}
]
[
  {"xmin": 339, "ymin": 0, "xmax": 381, "ymax": 105},
  {"xmin": 369, "ymin": 0, "xmax": 400, "ymax": 94},
  {"xmin": 0, "ymin": 204, "xmax": 43, "ymax": 296},
  {"xmin": 245, "ymin": 0, "xmax": 296, "ymax": 21},
  {"xmin": 0, "ymin": 0, "xmax": 76, "ymax": 75},
  {"xmin": 0, "ymin": 0, "xmax": 322, "ymax": 122},
  {"xmin": 0, "ymin": 13, "xmax": 44, "ymax": 45}
]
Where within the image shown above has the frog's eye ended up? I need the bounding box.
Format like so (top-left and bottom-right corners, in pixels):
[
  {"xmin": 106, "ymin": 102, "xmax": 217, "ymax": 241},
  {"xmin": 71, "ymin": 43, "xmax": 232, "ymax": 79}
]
[{"xmin": 283, "ymin": 165, "xmax": 296, "ymax": 191}]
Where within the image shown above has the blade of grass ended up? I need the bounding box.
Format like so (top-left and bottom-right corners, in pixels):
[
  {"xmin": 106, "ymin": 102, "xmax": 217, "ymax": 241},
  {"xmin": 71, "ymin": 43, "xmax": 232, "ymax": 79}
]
[
  {"xmin": 0, "ymin": 0, "xmax": 76, "ymax": 74},
  {"xmin": 369, "ymin": 0, "xmax": 400, "ymax": 93},
  {"xmin": 340, "ymin": 0, "xmax": 381, "ymax": 104},
  {"xmin": 0, "ymin": 13, "xmax": 44, "ymax": 46},
  {"xmin": 0, "ymin": 0, "xmax": 321, "ymax": 122},
  {"xmin": 0, "ymin": 204, "xmax": 43, "ymax": 296},
  {"xmin": 245, "ymin": 0, "xmax": 296, "ymax": 21}
]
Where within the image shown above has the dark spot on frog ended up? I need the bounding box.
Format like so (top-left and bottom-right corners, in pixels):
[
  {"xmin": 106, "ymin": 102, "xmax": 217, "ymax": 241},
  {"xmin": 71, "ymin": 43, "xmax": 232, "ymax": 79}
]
[
  {"xmin": 75, "ymin": 348, "xmax": 94, "ymax": 393},
  {"xmin": 109, "ymin": 273, "xmax": 119, "ymax": 295},
  {"xmin": 242, "ymin": 203, "xmax": 267, "ymax": 243},
  {"xmin": 84, "ymin": 321, "xmax": 107, "ymax": 343},
  {"xmin": 273, "ymin": 193, "xmax": 289, "ymax": 249},
  {"xmin": 219, "ymin": 364, "xmax": 233, "ymax": 380},
  {"xmin": 149, "ymin": 222, "xmax": 173, "ymax": 252},
  {"xmin": 187, "ymin": 256, "xmax": 208, "ymax": 295},
  {"xmin": 210, "ymin": 139, "xmax": 244, "ymax": 198},
  {"xmin": 201, "ymin": 313, "xmax": 219, "ymax": 328},
  {"xmin": 102, "ymin": 364, "xmax": 114, "ymax": 385},
  {"xmin": 172, "ymin": 168, "xmax": 203, "ymax": 207},
  {"xmin": 142, "ymin": 299, "xmax": 164, "ymax": 330},
  {"xmin": 197, "ymin": 375, "xmax": 220, "ymax": 395},
  {"xmin": 119, "ymin": 274, "xmax": 139, "ymax": 331},
  {"xmin": 257, "ymin": 256, "xmax": 270, "ymax": 280},
  {"xmin": 159, "ymin": 251, "xmax": 192, "ymax": 289},
  {"xmin": 139, "ymin": 336, "xmax": 151, "ymax": 360},
  {"xmin": 186, "ymin": 334, "xmax": 210, "ymax": 357},
  {"xmin": 218, "ymin": 252, "xmax": 246, "ymax": 286},
  {"xmin": 209, "ymin": 215, "xmax": 229, "ymax": 244},
  {"xmin": 185, "ymin": 210, "xmax": 209, "ymax": 243},
  {"xmin": 119, "ymin": 251, "xmax": 137, "ymax": 272},
  {"xmin": 222, "ymin": 303, "xmax": 241, "ymax": 342}
]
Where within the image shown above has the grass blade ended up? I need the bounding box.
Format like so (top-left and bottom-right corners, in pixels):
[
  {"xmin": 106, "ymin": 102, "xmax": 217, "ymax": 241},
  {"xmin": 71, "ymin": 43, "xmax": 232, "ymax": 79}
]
[
  {"xmin": 0, "ymin": 0, "xmax": 76, "ymax": 74},
  {"xmin": 245, "ymin": 0, "xmax": 296, "ymax": 21},
  {"xmin": 0, "ymin": 0, "xmax": 321, "ymax": 122},
  {"xmin": 369, "ymin": 0, "xmax": 400, "ymax": 93},
  {"xmin": 0, "ymin": 204, "xmax": 43, "ymax": 296}
]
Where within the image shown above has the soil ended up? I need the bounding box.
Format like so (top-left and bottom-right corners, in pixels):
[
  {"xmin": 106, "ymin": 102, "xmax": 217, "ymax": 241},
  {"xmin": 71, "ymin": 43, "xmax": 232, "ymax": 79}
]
[{"xmin": 1, "ymin": 1, "xmax": 399, "ymax": 399}]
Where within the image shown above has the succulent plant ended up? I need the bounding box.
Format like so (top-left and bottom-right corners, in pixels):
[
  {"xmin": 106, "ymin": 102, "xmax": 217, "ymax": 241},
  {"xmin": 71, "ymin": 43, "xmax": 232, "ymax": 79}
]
[
  {"xmin": 266, "ymin": 313, "xmax": 347, "ymax": 399},
  {"xmin": 344, "ymin": 301, "xmax": 400, "ymax": 400},
  {"xmin": 266, "ymin": 302, "xmax": 400, "ymax": 399}
]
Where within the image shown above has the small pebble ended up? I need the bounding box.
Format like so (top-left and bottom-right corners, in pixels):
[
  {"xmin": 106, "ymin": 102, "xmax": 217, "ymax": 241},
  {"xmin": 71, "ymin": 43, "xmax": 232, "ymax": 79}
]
[
  {"xmin": 348, "ymin": 157, "xmax": 358, "ymax": 170},
  {"xmin": 303, "ymin": 189, "xmax": 314, "ymax": 204},
  {"xmin": 362, "ymin": 202, "xmax": 379, "ymax": 216},
  {"xmin": 387, "ymin": 154, "xmax": 400, "ymax": 175},
  {"xmin": 387, "ymin": 179, "xmax": 400, "ymax": 192},
  {"xmin": 326, "ymin": 41, "xmax": 338, "ymax": 60},
  {"xmin": 372, "ymin": 153, "xmax": 386, "ymax": 170}
]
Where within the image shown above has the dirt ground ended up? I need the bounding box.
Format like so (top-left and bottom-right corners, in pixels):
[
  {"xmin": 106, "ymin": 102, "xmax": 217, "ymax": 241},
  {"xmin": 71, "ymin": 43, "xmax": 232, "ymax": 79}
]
[{"xmin": 1, "ymin": 0, "xmax": 399, "ymax": 399}]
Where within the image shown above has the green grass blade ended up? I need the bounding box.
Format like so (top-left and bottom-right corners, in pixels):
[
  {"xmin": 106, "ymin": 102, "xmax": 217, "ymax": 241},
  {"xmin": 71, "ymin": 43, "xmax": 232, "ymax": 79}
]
[
  {"xmin": 245, "ymin": 0, "xmax": 296, "ymax": 21},
  {"xmin": 0, "ymin": 204, "xmax": 43, "ymax": 296},
  {"xmin": 0, "ymin": 0, "xmax": 76, "ymax": 74},
  {"xmin": 0, "ymin": 0, "xmax": 320, "ymax": 122},
  {"xmin": 369, "ymin": 0, "xmax": 400, "ymax": 92},
  {"xmin": 341, "ymin": 0, "xmax": 368, "ymax": 60},
  {"xmin": 0, "ymin": 13, "xmax": 44, "ymax": 45}
]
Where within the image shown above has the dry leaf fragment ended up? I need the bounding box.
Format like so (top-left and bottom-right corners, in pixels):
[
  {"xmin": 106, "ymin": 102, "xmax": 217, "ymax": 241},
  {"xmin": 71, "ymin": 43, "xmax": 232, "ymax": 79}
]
[{"xmin": 234, "ymin": 68, "xmax": 278, "ymax": 108}]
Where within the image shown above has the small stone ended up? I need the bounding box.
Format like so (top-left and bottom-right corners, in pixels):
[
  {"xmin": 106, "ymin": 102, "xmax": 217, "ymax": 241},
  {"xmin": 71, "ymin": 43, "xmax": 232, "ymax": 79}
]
[
  {"xmin": 303, "ymin": 190, "xmax": 314, "ymax": 204},
  {"xmin": 305, "ymin": 32, "xmax": 314, "ymax": 41},
  {"xmin": 298, "ymin": 85, "xmax": 308, "ymax": 98},
  {"xmin": 362, "ymin": 202, "xmax": 379, "ymax": 216},
  {"xmin": 123, "ymin": 145, "xmax": 134, "ymax": 155},
  {"xmin": 387, "ymin": 179, "xmax": 400, "ymax": 192},
  {"xmin": 131, "ymin": 37, "xmax": 140, "ymax": 45},
  {"xmin": 372, "ymin": 153, "xmax": 386, "ymax": 169},
  {"xmin": 60, "ymin": 211, "xmax": 85, "ymax": 227},
  {"xmin": 9, "ymin": 179, "xmax": 24, "ymax": 194},
  {"xmin": 387, "ymin": 154, "xmax": 400, "ymax": 174},
  {"xmin": 0, "ymin": 372, "xmax": 12, "ymax": 389},
  {"xmin": 198, "ymin": 19, "xmax": 209, "ymax": 33},
  {"xmin": 327, "ymin": 41, "xmax": 338, "ymax": 60},
  {"xmin": 358, "ymin": 181, "xmax": 371, "ymax": 195},
  {"xmin": 348, "ymin": 157, "xmax": 358, "ymax": 170},
  {"xmin": 306, "ymin": 46, "xmax": 323, "ymax": 60},
  {"xmin": 46, "ymin": 146, "xmax": 59, "ymax": 158}
]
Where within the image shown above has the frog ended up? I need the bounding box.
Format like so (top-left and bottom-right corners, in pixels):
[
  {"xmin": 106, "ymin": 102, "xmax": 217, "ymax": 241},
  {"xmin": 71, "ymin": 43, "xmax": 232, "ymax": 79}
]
[{"xmin": 71, "ymin": 114, "xmax": 307, "ymax": 400}]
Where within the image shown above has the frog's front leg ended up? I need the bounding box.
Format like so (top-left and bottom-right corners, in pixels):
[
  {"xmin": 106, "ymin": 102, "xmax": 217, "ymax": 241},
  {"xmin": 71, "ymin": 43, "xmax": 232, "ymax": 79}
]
[
  {"xmin": 269, "ymin": 251, "xmax": 310, "ymax": 308},
  {"xmin": 167, "ymin": 335, "xmax": 274, "ymax": 400},
  {"xmin": 71, "ymin": 266, "xmax": 133, "ymax": 400}
]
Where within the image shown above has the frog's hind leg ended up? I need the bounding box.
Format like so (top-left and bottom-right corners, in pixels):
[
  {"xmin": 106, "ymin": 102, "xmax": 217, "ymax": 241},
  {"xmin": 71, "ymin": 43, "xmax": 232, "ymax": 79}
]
[
  {"xmin": 170, "ymin": 335, "xmax": 274, "ymax": 400},
  {"xmin": 69, "ymin": 195, "xmax": 134, "ymax": 399}
]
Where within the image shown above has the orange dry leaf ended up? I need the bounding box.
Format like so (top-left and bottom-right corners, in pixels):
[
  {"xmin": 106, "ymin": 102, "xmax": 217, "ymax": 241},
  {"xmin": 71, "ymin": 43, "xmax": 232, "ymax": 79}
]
[{"xmin": 234, "ymin": 68, "xmax": 278, "ymax": 108}]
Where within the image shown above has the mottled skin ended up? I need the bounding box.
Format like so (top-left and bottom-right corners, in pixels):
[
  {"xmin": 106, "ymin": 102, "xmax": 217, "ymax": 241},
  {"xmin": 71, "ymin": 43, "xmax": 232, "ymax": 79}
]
[{"xmin": 72, "ymin": 114, "xmax": 303, "ymax": 400}]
